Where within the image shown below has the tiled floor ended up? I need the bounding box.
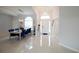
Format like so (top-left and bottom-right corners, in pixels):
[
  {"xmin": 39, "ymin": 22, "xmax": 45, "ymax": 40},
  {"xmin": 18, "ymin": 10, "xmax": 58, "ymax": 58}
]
[{"xmin": 0, "ymin": 34, "xmax": 77, "ymax": 53}]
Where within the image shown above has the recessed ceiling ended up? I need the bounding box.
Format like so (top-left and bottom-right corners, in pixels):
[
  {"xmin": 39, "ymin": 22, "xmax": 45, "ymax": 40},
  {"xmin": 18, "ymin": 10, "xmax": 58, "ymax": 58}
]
[{"xmin": 0, "ymin": 6, "xmax": 34, "ymax": 16}]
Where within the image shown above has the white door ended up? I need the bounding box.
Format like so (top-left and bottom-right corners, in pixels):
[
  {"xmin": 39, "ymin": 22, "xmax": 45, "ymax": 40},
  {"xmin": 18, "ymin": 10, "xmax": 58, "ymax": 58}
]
[
  {"xmin": 40, "ymin": 19, "xmax": 50, "ymax": 35},
  {"xmin": 40, "ymin": 18, "xmax": 51, "ymax": 47}
]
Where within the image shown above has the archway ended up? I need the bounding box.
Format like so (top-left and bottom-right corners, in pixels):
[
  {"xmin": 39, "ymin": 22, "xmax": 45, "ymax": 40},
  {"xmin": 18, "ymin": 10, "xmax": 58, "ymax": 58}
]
[{"xmin": 40, "ymin": 12, "xmax": 51, "ymax": 46}]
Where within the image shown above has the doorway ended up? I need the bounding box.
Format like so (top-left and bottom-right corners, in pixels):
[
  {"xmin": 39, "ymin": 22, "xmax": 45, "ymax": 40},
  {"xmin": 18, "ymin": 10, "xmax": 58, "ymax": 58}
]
[{"xmin": 40, "ymin": 13, "xmax": 51, "ymax": 47}]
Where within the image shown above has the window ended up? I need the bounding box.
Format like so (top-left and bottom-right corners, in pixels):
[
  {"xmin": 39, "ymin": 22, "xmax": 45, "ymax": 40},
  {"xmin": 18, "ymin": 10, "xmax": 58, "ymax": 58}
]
[
  {"xmin": 40, "ymin": 12, "xmax": 50, "ymax": 19},
  {"xmin": 24, "ymin": 17, "xmax": 33, "ymax": 30}
]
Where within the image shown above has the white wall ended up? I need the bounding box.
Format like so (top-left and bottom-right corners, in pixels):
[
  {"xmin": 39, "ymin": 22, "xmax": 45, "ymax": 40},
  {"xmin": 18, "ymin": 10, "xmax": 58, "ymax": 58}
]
[
  {"xmin": 12, "ymin": 16, "xmax": 19, "ymax": 29},
  {"xmin": 0, "ymin": 14, "xmax": 12, "ymax": 38},
  {"xmin": 59, "ymin": 6, "xmax": 79, "ymax": 52}
]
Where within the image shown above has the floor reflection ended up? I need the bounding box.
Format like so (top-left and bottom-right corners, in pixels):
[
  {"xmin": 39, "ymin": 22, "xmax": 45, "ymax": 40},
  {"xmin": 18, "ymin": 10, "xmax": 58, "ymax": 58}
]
[{"xmin": 0, "ymin": 34, "xmax": 77, "ymax": 53}]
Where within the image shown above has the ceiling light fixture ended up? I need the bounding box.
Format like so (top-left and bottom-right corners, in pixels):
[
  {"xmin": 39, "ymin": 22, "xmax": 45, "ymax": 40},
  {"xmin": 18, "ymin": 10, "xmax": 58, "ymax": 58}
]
[{"xmin": 18, "ymin": 9, "xmax": 23, "ymax": 13}]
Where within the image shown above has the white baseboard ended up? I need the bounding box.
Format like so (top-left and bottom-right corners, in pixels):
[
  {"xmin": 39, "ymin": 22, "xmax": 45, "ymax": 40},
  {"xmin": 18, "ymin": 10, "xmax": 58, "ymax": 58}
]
[{"xmin": 59, "ymin": 43, "xmax": 79, "ymax": 53}]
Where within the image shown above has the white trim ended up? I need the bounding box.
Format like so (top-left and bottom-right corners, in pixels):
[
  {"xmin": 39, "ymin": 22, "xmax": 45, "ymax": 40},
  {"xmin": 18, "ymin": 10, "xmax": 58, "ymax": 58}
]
[
  {"xmin": 40, "ymin": 35, "xmax": 42, "ymax": 47},
  {"xmin": 59, "ymin": 43, "xmax": 79, "ymax": 53}
]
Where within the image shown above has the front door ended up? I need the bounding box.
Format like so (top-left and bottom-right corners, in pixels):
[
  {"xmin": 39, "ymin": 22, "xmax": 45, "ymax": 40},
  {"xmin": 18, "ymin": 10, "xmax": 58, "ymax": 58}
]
[{"xmin": 40, "ymin": 18, "xmax": 51, "ymax": 47}]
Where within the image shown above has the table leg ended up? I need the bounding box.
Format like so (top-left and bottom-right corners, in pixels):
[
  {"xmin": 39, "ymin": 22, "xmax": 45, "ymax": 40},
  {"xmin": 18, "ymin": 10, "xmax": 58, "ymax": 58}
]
[{"xmin": 19, "ymin": 33, "xmax": 21, "ymax": 40}]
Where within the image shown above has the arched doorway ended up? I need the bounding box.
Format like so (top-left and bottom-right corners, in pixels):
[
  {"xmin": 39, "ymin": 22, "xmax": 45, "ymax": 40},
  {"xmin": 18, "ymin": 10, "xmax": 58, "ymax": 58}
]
[{"xmin": 40, "ymin": 12, "xmax": 51, "ymax": 46}]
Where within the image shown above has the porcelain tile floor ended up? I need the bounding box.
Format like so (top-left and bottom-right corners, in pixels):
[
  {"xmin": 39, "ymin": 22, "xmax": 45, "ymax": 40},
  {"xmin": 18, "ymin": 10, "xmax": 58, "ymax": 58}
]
[{"xmin": 0, "ymin": 35, "xmax": 77, "ymax": 53}]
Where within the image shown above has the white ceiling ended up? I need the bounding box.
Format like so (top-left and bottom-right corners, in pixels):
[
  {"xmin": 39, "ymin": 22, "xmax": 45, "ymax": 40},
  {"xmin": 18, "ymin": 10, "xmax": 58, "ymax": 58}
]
[{"xmin": 0, "ymin": 6, "xmax": 35, "ymax": 16}]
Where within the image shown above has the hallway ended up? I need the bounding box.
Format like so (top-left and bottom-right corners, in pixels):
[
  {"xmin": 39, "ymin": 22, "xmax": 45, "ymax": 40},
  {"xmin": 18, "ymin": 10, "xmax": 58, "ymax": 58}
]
[{"xmin": 0, "ymin": 34, "xmax": 76, "ymax": 53}]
